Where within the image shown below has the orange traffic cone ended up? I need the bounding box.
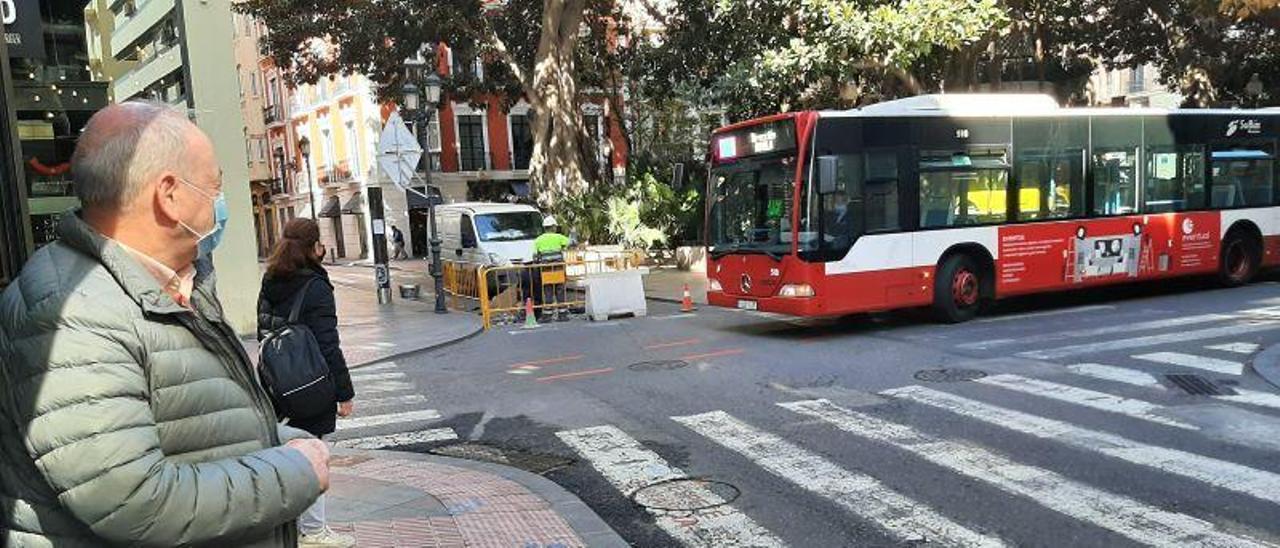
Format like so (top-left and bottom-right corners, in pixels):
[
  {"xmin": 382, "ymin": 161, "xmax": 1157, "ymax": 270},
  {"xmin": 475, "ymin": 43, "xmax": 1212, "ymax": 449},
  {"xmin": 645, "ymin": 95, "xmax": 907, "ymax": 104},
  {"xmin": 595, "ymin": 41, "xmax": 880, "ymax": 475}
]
[
  {"xmin": 523, "ymin": 298, "xmax": 539, "ymax": 329},
  {"xmin": 680, "ymin": 283, "xmax": 696, "ymax": 313}
]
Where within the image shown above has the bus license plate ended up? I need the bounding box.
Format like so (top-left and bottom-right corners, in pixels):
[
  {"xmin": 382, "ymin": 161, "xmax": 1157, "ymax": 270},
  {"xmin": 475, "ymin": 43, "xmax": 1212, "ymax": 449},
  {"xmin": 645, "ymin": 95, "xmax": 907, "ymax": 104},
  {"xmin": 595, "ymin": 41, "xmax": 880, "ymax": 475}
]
[{"xmin": 737, "ymin": 300, "xmax": 758, "ymax": 310}]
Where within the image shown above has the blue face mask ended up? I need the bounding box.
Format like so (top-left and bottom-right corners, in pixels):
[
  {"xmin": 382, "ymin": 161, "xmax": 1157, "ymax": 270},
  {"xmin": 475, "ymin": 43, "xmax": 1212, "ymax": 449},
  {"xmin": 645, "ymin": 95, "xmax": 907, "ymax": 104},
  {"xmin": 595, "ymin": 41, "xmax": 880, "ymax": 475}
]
[{"xmin": 178, "ymin": 178, "xmax": 228, "ymax": 259}]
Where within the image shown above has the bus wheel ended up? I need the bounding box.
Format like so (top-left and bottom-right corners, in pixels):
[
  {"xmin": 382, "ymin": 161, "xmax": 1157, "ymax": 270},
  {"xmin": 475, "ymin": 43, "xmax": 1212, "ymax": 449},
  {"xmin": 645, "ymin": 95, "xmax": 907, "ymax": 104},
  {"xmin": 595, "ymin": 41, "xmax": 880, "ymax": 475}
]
[
  {"xmin": 1219, "ymin": 232, "xmax": 1261, "ymax": 287},
  {"xmin": 934, "ymin": 254, "xmax": 982, "ymax": 323}
]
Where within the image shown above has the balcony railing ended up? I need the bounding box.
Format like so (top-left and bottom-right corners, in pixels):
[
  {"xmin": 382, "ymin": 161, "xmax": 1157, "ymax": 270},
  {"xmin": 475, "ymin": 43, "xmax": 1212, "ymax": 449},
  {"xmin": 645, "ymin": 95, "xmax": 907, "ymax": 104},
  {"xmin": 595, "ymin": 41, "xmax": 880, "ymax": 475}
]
[{"xmin": 263, "ymin": 104, "xmax": 282, "ymax": 124}]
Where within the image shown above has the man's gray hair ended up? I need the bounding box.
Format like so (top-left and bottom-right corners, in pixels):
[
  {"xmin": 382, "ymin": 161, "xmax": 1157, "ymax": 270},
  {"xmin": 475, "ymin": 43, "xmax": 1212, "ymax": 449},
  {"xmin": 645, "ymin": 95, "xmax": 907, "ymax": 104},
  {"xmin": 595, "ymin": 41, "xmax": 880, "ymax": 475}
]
[{"xmin": 71, "ymin": 100, "xmax": 194, "ymax": 211}]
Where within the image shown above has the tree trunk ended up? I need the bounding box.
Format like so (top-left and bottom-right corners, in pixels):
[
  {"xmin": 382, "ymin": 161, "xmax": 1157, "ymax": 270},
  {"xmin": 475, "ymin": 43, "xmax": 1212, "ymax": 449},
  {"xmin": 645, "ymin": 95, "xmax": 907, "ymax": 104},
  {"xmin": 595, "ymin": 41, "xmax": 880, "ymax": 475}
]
[{"xmin": 524, "ymin": 0, "xmax": 589, "ymax": 208}]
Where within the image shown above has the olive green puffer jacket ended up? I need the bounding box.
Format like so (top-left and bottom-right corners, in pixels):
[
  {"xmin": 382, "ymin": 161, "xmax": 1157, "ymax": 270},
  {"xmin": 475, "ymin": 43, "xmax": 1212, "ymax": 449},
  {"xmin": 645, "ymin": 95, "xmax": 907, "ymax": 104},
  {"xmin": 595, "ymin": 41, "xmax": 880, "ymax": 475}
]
[{"xmin": 0, "ymin": 212, "xmax": 322, "ymax": 547}]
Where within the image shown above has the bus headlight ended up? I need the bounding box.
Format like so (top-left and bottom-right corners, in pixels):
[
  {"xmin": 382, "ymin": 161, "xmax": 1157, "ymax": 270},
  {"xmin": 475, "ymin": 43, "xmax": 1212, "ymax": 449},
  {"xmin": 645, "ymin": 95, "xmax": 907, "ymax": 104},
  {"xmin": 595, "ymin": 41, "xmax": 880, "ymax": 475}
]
[
  {"xmin": 708, "ymin": 278, "xmax": 723, "ymax": 292},
  {"xmin": 778, "ymin": 284, "xmax": 815, "ymax": 298}
]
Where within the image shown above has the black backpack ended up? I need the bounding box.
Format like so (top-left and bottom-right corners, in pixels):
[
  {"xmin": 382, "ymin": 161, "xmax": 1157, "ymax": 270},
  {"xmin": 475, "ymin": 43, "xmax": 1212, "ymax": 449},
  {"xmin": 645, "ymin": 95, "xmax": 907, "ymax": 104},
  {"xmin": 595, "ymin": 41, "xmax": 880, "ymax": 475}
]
[{"xmin": 258, "ymin": 278, "xmax": 336, "ymax": 420}]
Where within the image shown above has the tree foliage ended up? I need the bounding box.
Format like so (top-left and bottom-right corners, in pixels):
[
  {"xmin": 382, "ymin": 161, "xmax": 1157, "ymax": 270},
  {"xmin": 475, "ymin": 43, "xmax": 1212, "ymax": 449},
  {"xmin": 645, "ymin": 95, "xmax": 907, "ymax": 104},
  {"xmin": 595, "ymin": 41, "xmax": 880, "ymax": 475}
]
[
  {"xmin": 238, "ymin": 0, "xmax": 630, "ymax": 205},
  {"xmin": 1082, "ymin": 0, "xmax": 1280, "ymax": 106}
]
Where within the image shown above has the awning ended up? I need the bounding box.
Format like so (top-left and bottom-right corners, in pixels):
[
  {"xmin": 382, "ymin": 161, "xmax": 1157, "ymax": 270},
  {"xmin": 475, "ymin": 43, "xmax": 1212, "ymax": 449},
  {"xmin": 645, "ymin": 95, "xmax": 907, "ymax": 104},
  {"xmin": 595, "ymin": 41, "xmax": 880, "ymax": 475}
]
[
  {"xmin": 407, "ymin": 186, "xmax": 443, "ymax": 210},
  {"xmin": 341, "ymin": 192, "xmax": 363, "ymax": 215},
  {"xmin": 317, "ymin": 195, "xmax": 341, "ymax": 218}
]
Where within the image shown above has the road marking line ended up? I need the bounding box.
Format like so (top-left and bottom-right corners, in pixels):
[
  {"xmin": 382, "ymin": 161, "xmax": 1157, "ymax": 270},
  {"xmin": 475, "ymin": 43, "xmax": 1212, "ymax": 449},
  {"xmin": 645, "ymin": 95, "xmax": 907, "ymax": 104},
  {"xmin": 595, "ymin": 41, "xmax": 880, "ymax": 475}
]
[
  {"xmin": 1205, "ymin": 342, "xmax": 1260, "ymax": 354},
  {"xmin": 882, "ymin": 385, "xmax": 1280, "ymax": 505},
  {"xmin": 644, "ymin": 338, "xmax": 702, "ymax": 350},
  {"xmin": 1133, "ymin": 352, "xmax": 1243, "ymax": 376},
  {"xmin": 1220, "ymin": 390, "xmax": 1280, "ymax": 411},
  {"xmin": 1068, "ymin": 363, "xmax": 1280, "ymax": 412},
  {"xmin": 780, "ymin": 399, "xmax": 1269, "ymax": 548},
  {"xmin": 509, "ymin": 354, "xmax": 585, "ymax": 369},
  {"xmin": 350, "ymin": 372, "xmax": 407, "ymax": 383},
  {"xmin": 1067, "ymin": 363, "xmax": 1164, "ymax": 389},
  {"xmin": 355, "ymin": 380, "xmax": 417, "ymax": 394},
  {"xmin": 359, "ymin": 394, "xmax": 429, "ymax": 409},
  {"xmin": 651, "ymin": 313, "xmax": 698, "ymax": 320},
  {"xmin": 352, "ymin": 363, "xmax": 399, "ymax": 373},
  {"xmin": 680, "ymin": 348, "xmax": 745, "ymax": 362},
  {"xmin": 1017, "ymin": 322, "xmax": 1278, "ymax": 360},
  {"xmin": 336, "ymin": 409, "xmax": 442, "ymax": 431},
  {"xmin": 959, "ymin": 314, "xmax": 1233, "ymax": 350},
  {"xmin": 672, "ymin": 410, "xmax": 1004, "ymax": 547},
  {"xmin": 507, "ymin": 369, "xmax": 535, "ymax": 375},
  {"xmin": 974, "ymin": 305, "xmax": 1115, "ymax": 324},
  {"xmin": 335, "ymin": 427, "xmax": 458, "ymax": 449},
  {"xmin": 974, "ymin": 374, "xmax": 1195, "ymax": 430},
  {"xmin": 557, "ymin": 425, "xmax": 784, "ymax": 547},
  {"xmin": 535, "ymin": 367, "xmax": 615, "ymax": 382}
]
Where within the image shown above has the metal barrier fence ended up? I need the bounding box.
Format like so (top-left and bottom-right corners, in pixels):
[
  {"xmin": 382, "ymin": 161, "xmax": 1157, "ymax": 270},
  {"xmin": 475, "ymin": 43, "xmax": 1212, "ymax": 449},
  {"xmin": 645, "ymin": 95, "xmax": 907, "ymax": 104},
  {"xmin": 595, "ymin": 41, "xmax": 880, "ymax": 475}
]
[
  {"xmin": 478, "ymin": 262, "xmax": 586, "ymax": 328},
  {"xmin": 442, "ymin": 260, "xmax": 483, "ymax": 310}
]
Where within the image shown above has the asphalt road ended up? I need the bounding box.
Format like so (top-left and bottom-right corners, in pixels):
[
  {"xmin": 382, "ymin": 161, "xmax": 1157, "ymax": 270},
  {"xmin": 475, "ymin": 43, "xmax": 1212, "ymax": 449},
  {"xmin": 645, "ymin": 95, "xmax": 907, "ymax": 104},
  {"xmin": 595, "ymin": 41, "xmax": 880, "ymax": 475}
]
[{"xmin": 329, "ymin": 273, "xmax": 1280, "ymax": 547}]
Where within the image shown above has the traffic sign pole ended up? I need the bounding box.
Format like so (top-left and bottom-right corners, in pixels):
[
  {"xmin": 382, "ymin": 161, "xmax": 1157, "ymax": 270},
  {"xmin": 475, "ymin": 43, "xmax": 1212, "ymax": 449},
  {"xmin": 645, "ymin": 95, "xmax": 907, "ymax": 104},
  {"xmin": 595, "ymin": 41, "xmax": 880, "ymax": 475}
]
[{"xmin": 368, "ymin": 187, "xmax": 393, "ymax": 305}]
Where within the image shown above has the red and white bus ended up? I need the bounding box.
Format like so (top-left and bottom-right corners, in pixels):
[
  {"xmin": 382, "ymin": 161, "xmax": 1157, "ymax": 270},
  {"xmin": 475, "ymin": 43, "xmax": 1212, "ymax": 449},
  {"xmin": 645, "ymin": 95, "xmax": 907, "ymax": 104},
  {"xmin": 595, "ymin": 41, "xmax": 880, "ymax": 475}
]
[{"xmin": 704, "ymin": 94, "xmax": 1280, "ymax": 322}]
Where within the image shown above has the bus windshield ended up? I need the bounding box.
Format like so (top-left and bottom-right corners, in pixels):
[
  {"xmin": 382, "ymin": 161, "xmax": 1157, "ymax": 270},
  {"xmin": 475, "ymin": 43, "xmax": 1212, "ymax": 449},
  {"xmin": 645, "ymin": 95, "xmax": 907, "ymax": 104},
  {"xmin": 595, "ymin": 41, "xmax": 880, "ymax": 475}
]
[{"xmin": 708, "ymin": 155, "xmax": 801, "ymax": 257}]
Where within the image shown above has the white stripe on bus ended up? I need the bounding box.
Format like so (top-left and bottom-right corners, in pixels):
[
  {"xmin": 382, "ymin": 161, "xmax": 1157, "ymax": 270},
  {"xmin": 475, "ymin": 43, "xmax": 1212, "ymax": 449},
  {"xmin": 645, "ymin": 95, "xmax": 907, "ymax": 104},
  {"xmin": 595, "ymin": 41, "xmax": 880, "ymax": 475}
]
[
  {"xmin": 882, "ymin": 385, "xmax": 1280, "ymax": 506},
  {"xmin": 974, "ymin": 374, "xmax": 1194, "ymax": 430},
  {"xmin": 557, "ymin": 425, "xmax": 784, "ymax": 547},
  {"xmin": 672, "ymin": 410, "xmax": 1004, "ymax": 547},
  {"xmin": 1132, "ymin": 352, "xmax": 1243, "ymax": 376},
  {"xmin": 1017, "ymin": 322, "xmax": 1278, "ymax": 360},
  {"xmin": 780, "ymin": 399, "xmax": 1270, "ymax": 548}
]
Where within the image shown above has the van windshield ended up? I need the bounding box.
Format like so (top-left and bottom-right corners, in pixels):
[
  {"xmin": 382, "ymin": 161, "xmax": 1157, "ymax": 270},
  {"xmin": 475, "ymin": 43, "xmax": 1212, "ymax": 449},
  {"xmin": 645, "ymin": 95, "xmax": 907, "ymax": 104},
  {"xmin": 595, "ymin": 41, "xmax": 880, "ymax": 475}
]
[{"xmin": 475, "ymin": 212, "xmax": 544, "ymax": 242}]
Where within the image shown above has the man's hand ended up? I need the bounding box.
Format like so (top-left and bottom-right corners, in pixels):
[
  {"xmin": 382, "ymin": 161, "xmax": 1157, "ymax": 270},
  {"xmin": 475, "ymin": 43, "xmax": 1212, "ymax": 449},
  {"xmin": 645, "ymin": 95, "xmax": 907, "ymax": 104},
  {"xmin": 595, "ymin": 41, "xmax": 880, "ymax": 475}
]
[
  {"xmin": 338, "ymin": 400, "xmax": 354, "ymax": 417},
  {"xmin": 285, "ymin": 438, "xmax": 330, "ymax": 491}
]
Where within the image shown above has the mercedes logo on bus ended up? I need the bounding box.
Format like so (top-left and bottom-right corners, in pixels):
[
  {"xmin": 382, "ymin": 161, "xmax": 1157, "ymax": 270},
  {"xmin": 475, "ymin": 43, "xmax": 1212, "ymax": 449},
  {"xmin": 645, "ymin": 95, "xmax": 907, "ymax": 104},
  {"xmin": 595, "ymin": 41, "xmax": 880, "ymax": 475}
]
[{"xmin": 740, "ymin": 274, "xmax": 753, "ymax": 293}]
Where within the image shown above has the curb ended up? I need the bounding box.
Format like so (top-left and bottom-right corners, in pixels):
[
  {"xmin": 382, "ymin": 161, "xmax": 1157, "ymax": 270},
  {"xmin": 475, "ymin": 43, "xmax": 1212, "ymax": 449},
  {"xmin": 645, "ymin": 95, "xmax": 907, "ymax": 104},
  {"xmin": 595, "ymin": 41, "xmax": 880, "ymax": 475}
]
[
  {"xmin": 335, "ymin": 448, "xmax": 627, "ymax": 548},
  {"xmin": 349, "ymin": 321, "xmax": 485, "ymax": 370},
  {"xmin": 1250, "ymin": 343, "xmax": 1280, "ymax": 391}
]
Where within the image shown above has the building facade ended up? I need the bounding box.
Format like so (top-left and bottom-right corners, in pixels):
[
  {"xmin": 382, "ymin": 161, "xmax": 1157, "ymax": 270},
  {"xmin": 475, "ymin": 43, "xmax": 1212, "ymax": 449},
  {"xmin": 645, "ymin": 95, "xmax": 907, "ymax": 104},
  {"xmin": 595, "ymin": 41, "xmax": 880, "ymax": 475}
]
[{"xmin": 81, "ymin": 0, "xmax": 259, "ymax": 333}]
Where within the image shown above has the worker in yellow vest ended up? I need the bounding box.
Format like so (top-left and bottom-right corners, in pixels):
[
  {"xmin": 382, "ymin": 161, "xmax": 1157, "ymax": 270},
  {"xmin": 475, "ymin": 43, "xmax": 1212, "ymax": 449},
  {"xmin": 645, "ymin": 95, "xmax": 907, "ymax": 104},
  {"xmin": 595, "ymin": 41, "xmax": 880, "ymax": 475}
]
[{"xmin": 533, "ymin": 215, "xmax": 572, "ymax": 320}]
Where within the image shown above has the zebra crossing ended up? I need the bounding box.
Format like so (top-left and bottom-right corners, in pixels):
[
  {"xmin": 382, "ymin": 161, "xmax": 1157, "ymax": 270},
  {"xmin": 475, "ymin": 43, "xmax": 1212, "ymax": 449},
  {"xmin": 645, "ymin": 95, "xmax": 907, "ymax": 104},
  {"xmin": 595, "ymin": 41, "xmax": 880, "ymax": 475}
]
[
  {"xmin": 553, "ymin": 338, "xmax": 1280, "ymax": 546},
  {"xmin": 328, "ymin": 362, "xmax": 457, "ymax": 449}
]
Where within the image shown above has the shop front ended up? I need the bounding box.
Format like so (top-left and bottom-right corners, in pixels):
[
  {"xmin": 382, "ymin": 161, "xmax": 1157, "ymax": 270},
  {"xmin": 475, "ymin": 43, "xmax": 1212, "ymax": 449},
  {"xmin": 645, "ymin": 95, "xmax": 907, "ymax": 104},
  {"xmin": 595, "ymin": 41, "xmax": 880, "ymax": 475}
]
[{"xmin": 0, "ymin": 0, "xmax": 109, "ymax": 288}]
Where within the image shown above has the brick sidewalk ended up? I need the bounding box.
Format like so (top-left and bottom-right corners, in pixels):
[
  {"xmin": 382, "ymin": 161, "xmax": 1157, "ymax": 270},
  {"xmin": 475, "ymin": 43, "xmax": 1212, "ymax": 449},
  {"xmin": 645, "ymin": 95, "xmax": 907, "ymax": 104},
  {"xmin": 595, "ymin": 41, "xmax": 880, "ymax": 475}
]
[{"xmin": 328, "ymin": 450, "xmax": 624, "ymax": 547}]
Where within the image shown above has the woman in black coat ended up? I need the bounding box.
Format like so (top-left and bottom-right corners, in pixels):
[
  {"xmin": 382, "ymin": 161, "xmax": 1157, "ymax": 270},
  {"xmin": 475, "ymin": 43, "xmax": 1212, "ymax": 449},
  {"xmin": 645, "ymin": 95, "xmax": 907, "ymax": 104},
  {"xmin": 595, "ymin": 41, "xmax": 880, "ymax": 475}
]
[{"xmin": 257, "ymin": 218, "xmax": 355, "ymax": 547}]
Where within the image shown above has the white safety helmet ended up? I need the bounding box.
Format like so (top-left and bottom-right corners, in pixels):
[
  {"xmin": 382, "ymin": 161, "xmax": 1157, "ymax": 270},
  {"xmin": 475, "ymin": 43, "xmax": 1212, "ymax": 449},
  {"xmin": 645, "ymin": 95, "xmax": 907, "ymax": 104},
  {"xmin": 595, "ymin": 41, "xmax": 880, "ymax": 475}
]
[{"xmin": 542, "ymin": 215, "xmax": 559, "ymax": 228}]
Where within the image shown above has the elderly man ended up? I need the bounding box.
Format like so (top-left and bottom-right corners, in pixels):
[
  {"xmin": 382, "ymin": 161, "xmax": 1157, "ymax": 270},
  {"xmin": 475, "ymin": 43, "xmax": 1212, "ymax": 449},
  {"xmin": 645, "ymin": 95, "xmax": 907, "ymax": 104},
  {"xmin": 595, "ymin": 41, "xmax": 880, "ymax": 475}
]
[{"xmin": 0, "ymin": 101, "xmax": 330, "ymax": 547}]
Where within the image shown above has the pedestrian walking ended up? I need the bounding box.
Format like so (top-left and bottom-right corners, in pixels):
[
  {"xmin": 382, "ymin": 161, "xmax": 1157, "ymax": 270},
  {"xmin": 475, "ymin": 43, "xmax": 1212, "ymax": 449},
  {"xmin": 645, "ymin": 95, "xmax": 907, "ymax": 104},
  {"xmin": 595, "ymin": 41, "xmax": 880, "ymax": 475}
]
[
  {"xmin": 0, "ymin": 101, "xmax": 327, "ymax": 546},
  {"xmin": 258, "ymin": 218, "xmax": 357, "ymax": 548},
  {"xmin": 391, "ymin": 224, "xmax": 407, "ymax": 260}
]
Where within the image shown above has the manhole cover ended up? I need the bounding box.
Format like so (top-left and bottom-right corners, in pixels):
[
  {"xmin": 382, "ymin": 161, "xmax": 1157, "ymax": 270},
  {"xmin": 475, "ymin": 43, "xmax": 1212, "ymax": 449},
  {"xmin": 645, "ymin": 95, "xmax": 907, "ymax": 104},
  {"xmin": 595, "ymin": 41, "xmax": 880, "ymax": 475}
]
[
  {"xmin": 628, "ymin": 360, "xmax": 689, "ymax": 372},
  {"xmin": 914, "ymin": 368, "xmax": 987, "ymax": 382},
  {"xmin": 1165, "ymin": 374, "xmax": 1237, "ymax": 396},
  {"xmin": 630, "ymin": 477, "xmax": 741, "ymax": 512},
  {"xmin": 429, "ymin": 442, "xmax": 575, "ymax": 475}
]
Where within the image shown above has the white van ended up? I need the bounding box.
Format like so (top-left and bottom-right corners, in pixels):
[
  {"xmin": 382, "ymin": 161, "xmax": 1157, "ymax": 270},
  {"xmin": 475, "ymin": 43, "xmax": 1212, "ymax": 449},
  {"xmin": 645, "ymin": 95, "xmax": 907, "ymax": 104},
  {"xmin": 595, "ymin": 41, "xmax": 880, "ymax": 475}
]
[{"xmin": 436, "ymin": 202, "xmax": 546, "ymax": 266}]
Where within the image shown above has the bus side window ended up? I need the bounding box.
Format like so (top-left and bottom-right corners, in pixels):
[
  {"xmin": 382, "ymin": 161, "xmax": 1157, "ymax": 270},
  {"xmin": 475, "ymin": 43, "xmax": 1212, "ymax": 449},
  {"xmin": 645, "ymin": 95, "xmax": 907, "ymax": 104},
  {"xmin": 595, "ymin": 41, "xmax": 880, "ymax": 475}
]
[
  {"xmin": 863, "ymin": 151, "xmax": 899, "ymax": 232},
  {"xmin": 1144, "ymin": 147, "xmax": 1204, "ymax": 213},
  {"xmin": 1211, "ymin": 144, "xmax": 1275, "ymax": 208},
  {"xmin": 1091, "ymin": 148, "xmax": 1139, "ymax": 216},
  {"xmin": 1016, "ymin": 150, "xmax": 1084, "ymax": 221}
]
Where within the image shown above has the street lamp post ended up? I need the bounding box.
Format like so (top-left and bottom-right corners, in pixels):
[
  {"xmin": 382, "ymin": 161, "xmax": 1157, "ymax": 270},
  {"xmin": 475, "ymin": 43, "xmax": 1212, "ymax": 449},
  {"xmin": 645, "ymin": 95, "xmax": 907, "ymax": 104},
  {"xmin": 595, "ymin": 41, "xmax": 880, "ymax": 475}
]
[
  {"xmin": 298, "ymin": 136, "xmax": 317, "ymax": 219},
  {"xmin": 404, "ymin": 73, "xmax": 448, "ymax": 314}
]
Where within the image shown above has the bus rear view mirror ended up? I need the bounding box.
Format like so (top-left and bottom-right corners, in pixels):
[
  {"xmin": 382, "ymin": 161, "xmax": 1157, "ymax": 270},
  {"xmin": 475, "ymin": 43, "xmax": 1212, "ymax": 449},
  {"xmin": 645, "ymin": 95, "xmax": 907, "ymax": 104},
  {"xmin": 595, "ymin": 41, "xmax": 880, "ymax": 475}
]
[{"xmin": 817, "ymin": 156, "xmax": 838, "ymax": 194}]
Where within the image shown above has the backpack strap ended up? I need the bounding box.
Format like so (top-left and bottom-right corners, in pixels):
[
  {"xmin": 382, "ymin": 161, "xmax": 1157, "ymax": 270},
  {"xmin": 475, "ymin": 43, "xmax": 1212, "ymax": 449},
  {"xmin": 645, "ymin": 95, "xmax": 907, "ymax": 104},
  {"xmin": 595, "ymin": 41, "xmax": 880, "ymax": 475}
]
[{"xmin": 287, "ymin": 277, "xmax": 319, "ymax": 324}]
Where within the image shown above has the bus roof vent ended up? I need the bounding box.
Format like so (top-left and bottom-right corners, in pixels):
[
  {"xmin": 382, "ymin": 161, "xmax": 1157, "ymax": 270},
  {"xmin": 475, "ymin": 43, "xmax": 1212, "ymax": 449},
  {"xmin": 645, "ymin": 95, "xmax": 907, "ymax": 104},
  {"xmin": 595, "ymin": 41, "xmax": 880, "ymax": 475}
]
[{"xmin": 855, "ymin": 94, "xmax": 1059, "ymax": 116}]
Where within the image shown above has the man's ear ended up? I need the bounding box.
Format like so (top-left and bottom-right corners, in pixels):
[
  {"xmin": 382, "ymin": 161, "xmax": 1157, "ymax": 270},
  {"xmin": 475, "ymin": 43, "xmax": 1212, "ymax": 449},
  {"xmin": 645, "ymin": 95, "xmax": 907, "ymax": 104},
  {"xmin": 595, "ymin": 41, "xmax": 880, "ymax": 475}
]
[{"xmin": 152, "ymin": 173, "xmax": 182, "ymax": 224}]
